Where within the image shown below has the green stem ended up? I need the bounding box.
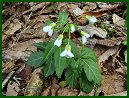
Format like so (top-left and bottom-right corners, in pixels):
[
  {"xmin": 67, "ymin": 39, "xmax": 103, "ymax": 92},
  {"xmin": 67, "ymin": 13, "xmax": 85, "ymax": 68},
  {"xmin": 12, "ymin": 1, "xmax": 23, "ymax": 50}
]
[
  {"xmin": 62, "ymin": 25, "xmax": 68, "ymax": 34},
  {"xmin": 68, "ymin": 30, "xmax": 70, "ymax": 45}
]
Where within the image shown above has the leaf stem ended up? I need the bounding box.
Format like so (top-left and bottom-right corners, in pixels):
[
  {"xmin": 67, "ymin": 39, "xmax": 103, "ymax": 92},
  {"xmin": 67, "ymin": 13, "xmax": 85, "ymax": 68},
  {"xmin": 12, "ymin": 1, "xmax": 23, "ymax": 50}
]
[{"xmin": 68, "ymin": 30, "xmax": 70, "ymax": 45}]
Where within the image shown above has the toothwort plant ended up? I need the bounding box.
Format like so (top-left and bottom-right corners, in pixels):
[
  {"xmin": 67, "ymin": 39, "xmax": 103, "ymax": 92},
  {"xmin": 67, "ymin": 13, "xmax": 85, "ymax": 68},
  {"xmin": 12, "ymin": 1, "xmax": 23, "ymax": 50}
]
[{"xmin": 26, "ymin": 12, "xmax": 102, "ymax": 93}]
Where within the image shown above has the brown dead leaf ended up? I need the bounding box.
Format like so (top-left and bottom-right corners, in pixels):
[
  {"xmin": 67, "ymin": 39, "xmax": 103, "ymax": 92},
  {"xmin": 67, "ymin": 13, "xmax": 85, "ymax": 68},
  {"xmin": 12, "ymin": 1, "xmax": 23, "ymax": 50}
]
[
  {"xmin": 51, "ymin": 84, "xmax": 60, "ymax": 96},
  {"xmin": 41, "ymin": 87, "xmax": 51, "ymax": 96},
  {"xmin": 116, "ymin": 66, "xmax": 127, "ymax": 74},
  {"xmin": 96, "ymin": 3, "xmax": 120, "ymax": 12},
  {"xmin": 73, "ymin": 7, "xmax": 84, "ymax": 16},
  {"xmin": 68, "ymin": 4, "xmax": 82, "ymax": 16},
  {"xmin": 2, "ymin": 61, "xmax": 14, "ymax": 74},
  {"xmin": 93, "ymin": 44, "xmax": 109, "ymax": 57},
  {"xmin": 57, "ymin": 88, "xmax": 79, "ymax": 96},
  {"xmin": 3, "ymin": 38, "xmax": 47, "ymax": 61},
  {"xmin": 97, "ymin": 2, "xmax": 120, "ymax": 9},
  {"xmin": 102, "ymin": 74, "xmax": 125, "ymax": 95},
  {"xmin": 4, "ymin": 19, "xmax": 22, "ymax": 36},
  {"xmin": 82, "ymin": 11, "xmax": 107, "ymax": 18},
  {"xmin": 78, "ymin": 89, "xmax": 95, "ymax": 96},
  {"xmin": 98, "ymin": 46, "xmax": 119, "ymax": 64},
  {"xmin": 6, "ymin": 82, "xmax": 21, "ymax": 96},
  {"xmin": 112, "ymin": 14, "xmax": 125, "ymax": 26},
  {"xmin": 17, "ymin": 65, "xmax": 32, "ymax": 81},
  {"xmin": 24, "ymin": 67, "xmax": 44, "ymax": 96},
  {"xmin": 107, "ymin": 91, "xmax": 127, "ymax": 96},
  {"xmin": 124, "ymin": 50, "xmax": 127, "ymax": 63},
  {"xmin": 57, "ymin": 2, "xmax": 68, "ymax": 11},
  {"xmin": 83, "ymin": 2, "xmax": 97, "ymax": 12},
  {"xmin": 96, "ymin": 39, "xmax": 119, "ymax": 47},
  {"xmin": 80, "ymin": 25, "xmax": 107, "ymax": 38},
  {"xmin": 22, "ymin": 3, "xmax": 51, "ymax": 15}
]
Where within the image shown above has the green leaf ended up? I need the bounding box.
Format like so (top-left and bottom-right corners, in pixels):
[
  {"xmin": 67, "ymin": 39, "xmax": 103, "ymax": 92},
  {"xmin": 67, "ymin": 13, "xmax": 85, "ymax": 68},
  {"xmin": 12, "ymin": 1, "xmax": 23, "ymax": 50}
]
[
  {"xmin": 82, "ymin": 58, "xmax": 102, "ymax": 84},
  {"xmin": 44, "ymin": 56, "xmax": 55, "ymax": 77},
  {"xmin": 45, "ymin": 20, "xmax": 54, "ymax": 26},
  {"xmin": 58, "ymin": 11, "xmax": 68, "ymax": 26},
  {"xmin": 71, "ymin": 59, "xmax": 80, "ymax": 68},
  {"xmin": 34, "ymin": 42, "xmax": 48, "ymax": 51},
  {"xmin": 54, "ymin": 47, "xmax": 67, "ymax": 78},
  {"xmin": 122, "ymin": 40, "xmax": 127, "ymax": 45},
  {"xmin": 26, "ymin": 51, "xmax": 44, "ymax": 68},
  {"xmin": 80, "ymin": 70, "xmax": 94, "ymax": 93},
  {"xmin": 80, "ymin": 48, "xmax": 97, "ymax": 62},
  {"xmin": 65, "ymin": 68, "xmax": 79, "ymax": 88},
  {"xmin": 42, "ymin": 41, "xmax": 57, "ymax": 64},
  {"xmin": 62, "ymin": 24, "xmax": 70, "ymax": 33},
  {"xmin": 63, "ymin": 39, "xmax": 79, "ymax": 58}
]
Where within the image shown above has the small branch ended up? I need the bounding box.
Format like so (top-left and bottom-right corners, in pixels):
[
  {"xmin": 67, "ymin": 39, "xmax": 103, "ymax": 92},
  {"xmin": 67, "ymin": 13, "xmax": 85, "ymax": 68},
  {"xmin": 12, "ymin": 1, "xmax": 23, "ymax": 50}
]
[{"xmin": 2, "ymin": 71, "xmax": 15, "ymax": 90}]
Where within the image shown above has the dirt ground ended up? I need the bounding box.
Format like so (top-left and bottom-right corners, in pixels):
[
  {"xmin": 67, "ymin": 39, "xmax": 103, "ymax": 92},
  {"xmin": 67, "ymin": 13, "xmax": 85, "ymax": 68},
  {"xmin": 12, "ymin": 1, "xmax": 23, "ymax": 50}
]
[{"xmin": 2, "ymin": 2, "xmax": 127, "ymax": 96}]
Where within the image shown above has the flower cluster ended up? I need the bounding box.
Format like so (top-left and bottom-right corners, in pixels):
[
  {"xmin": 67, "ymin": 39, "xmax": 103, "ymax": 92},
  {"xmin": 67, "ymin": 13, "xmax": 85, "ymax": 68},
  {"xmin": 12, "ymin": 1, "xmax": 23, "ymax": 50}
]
[{"xmin": 42, "ymin": 15, "xmax": 97, "ymax": 58}]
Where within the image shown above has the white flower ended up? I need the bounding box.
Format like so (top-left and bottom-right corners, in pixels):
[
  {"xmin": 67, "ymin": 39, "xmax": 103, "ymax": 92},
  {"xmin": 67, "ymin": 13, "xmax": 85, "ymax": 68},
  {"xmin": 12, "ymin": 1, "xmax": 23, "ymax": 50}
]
[
  {"xmin": 60, "ymin": 44, "xmax": 74, "ymax": 58},
  {"xmin": 43, "ymin": 23, "xmax": 56, "ymax": 36},
  {"xmin": 86, "ymin": 15, "xmax": 97, "ymax": 25},
  {"xmin": 54, "ymin": 34, "xmax": 63, "ymax": 47},
  {"xmin": 81, "ymin": 31, "xmax": 90, "ymax": 44},
  {"xmin": 82, "ymin": 36, "xmax": 87, "ymax": 44},
  {"xmin": 70, "ymin": 24, "xmax": 75, "ymax": 32}
]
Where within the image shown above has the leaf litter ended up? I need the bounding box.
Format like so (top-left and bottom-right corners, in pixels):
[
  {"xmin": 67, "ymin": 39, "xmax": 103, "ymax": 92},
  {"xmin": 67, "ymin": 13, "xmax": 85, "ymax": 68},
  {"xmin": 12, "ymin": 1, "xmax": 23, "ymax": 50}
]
[{"xmin": 2, "ymin": 2, "xmax": 127, "ymax": 96}]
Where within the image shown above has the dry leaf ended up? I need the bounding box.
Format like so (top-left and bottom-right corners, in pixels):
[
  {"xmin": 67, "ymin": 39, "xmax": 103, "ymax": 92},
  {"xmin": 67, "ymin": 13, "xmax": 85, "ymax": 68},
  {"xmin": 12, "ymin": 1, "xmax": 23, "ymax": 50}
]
[
  {"xmin": 4, "ymin": 19, "xmax": 22, "ymax": 36},
  {"xmin": 107, "ymin": 91, "xmax": 127, "ymax": 96},
  {"xmin": 6, "ymin": 82, "xmax": 21, "ymax": 96},
  {"xmin": 112, "ymin": 14, "xmax": 125, "ymax": 26},
  {"xmin": 116, "ymin": 66, "xmax": 127, "ymax": 74},
  {"xmin": 67, "ymin": 4, "xmax": 79, "ymax": 15},
  {"xmin": 73, "ymin": 7, "xmax": 84, "ymax": 16},
  {"xmin": 18, "ymin": 65, "xmax": 32, "ymax": 81},
  {"xmin": 57, "ymin": 88, "xmax": 79, "ymax": 96},
  {"xmin": 96, "ymin": 3, "xmax": 120, "ymax": 12},
  {"xmin": 41, "ymin": 87, "xmax": 51, "ymax": 96},
  {"xmin": 124, "ymin": 50, "xmax": 127, "ymax": 63},
  {"xmin": 82, "ymin": 11, "xmax": 107, "ymax": 18},
  {"xmin": 102, "ymin": 74, "xmax": 125, "ymax": 95},
  {"xmin": 83, "ymin": 2, "xmax": 97, "ymax": 12},
  {"xmin": 57, "ymin": 2, "xmax": 68, "ymax": 11},
  {"xmin": 3, "ymin": 38, "xmax": 47, "ymax": 61},
  {"xmin": 2, "ymin": 61, "xmax": 14, "ymax": 74},
  {"xmin": 24, "ymin": 67, "xmax": 44, "ymax": 96},
  {"xmin": 51, "ymin": 84, "xmax": 60, "ymax": 96},
  {"xmin": 98, "ymin": 46, "xmax": 119, "ymax": 64},
  {"xmin": 80, "ymin": 25, "xmax": 107, "ymax": 38},
  {"xmin": 97, "ymin": 2, "xmax": 120, "ymax": 9},
  {"xmin": 96, "ymin": 39, "xmax": 119, "ymax": 47},
  {"xmin": 22, "ymin": 3, "xmax": 50, "ymax": 15}
]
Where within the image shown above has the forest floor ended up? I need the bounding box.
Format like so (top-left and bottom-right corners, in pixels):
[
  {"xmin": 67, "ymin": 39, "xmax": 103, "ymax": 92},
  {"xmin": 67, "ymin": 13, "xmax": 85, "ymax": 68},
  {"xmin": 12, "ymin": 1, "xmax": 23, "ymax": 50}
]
[{"xmin": 2, "ymin": 2, "xmax": 127, "ymax": 96}]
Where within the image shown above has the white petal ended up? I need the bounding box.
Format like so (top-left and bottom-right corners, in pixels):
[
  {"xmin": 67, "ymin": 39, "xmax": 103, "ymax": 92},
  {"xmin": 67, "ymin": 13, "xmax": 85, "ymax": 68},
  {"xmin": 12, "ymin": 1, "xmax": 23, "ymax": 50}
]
[
  {"xmin": 54, "ymin": 39, "xmax": 62, "ymax": 47},
  {"xmin": 85, "ymin": 33, "xmax": 90, "ymax": 38},
  {"xmin": 82, "ymin": 36, "xmax": 87, "ymax": 44},
  {"xmin": 71, "ymin": 26, "xmax": 75, "ymax": 32},
  {"xmin": 91, "ymin": 16, "xmax": 97, "ymax": 22},
  {"xmin": 58, "ymin": 40, "xmax": 62, "ymax": 47},
  {"xmin": 48, "ymin": 30, "xmax": 53, "ymax": 36},
  {"xmin": 67, "ymin": 51, "xmax": 74, "ymax": 58},
  {"xmin": 60, "ymin": 50, "xmax": 67, "ymax": 57},
  {"xmin": 54, "ymin": 39, "xmax": 59, "ymax": 46},
  {"xmin": 43, "ymin": 26, "xmax": 51, "ymax": 32}
]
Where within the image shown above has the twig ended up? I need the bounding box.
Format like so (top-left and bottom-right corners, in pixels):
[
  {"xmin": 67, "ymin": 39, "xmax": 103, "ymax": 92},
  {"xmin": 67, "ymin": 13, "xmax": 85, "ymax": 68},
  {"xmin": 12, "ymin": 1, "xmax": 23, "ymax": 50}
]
[{"xmin": 2, "ymin": 71, "xmax": 15, "ymax": 90}]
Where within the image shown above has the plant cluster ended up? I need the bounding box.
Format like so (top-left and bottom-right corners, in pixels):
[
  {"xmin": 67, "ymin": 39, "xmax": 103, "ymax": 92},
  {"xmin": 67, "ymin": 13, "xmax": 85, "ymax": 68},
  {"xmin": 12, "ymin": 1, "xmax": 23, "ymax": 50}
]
[{"xmin": 27, "ymin": 11, "xmax": 102, "ymax": 93}]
